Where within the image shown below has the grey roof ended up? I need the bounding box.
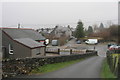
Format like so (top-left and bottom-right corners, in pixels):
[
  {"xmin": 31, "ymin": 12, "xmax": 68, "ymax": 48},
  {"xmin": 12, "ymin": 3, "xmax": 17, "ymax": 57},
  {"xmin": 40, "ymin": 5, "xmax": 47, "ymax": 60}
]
[
  {"xmin": 3, "ymin": 28, "xmax": 46, "ymax": 40},
  {"xmin": 53, "ymin": 26, "xmax": 72, "ymax": 32},
  {"xmin": 15, "ymin": 38, "xmax": 45, "ymax": 48}
]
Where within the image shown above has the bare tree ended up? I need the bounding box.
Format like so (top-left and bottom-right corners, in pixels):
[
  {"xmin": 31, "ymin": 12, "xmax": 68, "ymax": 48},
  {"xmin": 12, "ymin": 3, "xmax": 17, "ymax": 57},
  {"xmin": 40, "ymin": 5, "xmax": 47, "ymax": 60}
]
[{"xmin": 107, "ymin": 20, "xmax": 113, "ymax": 28}]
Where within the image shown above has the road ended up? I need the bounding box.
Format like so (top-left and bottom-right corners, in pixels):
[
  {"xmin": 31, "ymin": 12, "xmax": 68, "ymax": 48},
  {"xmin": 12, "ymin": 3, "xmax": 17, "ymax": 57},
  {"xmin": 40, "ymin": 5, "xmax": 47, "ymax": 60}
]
[{"xmin": 16, "ymin": 41, "xmax": 107, "ymax": 78}]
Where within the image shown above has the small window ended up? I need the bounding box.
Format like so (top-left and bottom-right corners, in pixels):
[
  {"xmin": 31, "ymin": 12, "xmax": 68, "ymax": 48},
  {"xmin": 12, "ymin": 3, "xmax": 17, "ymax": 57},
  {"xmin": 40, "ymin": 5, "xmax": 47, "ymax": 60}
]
[{"xmin": 9, "ymin": 44, "xmax": 13, "ymax": 54}]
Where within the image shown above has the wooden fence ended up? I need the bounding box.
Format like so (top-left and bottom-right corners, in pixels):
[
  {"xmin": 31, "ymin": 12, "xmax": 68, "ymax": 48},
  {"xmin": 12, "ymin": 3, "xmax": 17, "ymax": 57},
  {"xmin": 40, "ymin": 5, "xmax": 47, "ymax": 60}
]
[{"xmin": 46, "ymin": 48, "xmax": 86, "ymax": 55}]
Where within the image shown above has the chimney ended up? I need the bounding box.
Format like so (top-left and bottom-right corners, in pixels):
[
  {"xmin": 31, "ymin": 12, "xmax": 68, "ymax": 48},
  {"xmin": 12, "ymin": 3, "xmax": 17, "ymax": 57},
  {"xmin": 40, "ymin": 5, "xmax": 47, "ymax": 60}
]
[{"xmin": 18, "ymin": 23, "xmax": 20, "ymax": 29}]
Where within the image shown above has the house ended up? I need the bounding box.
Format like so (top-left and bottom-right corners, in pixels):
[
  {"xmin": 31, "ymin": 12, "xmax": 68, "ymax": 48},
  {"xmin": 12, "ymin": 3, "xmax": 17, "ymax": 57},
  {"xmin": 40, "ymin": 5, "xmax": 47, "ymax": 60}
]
[
  {"xmin": 51, "ymin": 25, "xmax": 73, "ymax": 38},
  {"xmin": 36, "ymin": 28, "xmax": 54, "ymax": 36},
  {"xmin": 2, "ymin": 28, "xmax": 46, "ymax": 59}
]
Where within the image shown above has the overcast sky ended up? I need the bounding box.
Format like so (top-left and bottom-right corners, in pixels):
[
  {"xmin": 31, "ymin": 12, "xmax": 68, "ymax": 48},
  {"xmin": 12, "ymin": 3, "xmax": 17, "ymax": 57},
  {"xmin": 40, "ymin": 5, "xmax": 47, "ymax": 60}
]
[
  {"xmin": 1, "ymin": 2, "xmax": 118, "ymax": 29},
  {"xmin": 0, "ymin": 2, "xmax": 2, "ymax": 27}
]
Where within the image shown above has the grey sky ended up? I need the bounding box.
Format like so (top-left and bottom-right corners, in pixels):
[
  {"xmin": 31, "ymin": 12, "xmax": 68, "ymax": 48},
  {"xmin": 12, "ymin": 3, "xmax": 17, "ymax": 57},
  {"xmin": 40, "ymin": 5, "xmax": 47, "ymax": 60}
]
[
  {"xmin": 118, "ymin": 2, "xmax": 120, "ymax": 25},
  {"xmin": 0, "ymin": 2, "xmax": 2, "ymax": 27},
  {"xmin": 2, "ymin": 2, "xmax": 118, "ymax": 29}
]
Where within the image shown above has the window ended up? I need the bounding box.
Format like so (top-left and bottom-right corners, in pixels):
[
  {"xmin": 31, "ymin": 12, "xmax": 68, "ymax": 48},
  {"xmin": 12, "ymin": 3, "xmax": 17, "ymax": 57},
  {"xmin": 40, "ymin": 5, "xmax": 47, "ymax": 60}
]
[
  {"xmin": 36, "ymin": 48, "xmax": 41, "ymax": 55},
  {"xmin": 9, "ymin": 44, "xmax": 13, "ymax": 54}
]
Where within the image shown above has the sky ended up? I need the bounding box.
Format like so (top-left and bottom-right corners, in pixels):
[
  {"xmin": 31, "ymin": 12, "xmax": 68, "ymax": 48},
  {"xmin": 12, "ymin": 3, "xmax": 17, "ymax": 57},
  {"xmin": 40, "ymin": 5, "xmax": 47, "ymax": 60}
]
[
  {"xmin": 1, "ymin": 1, "xmax": 118, "ymax": 29},
  {"xmin": 0, "ymin": 2, "xmax": 2, "ymax": 27},
  {"xmin": 118, "ymin": 2, "xmax": 120, "ymax": 25}
]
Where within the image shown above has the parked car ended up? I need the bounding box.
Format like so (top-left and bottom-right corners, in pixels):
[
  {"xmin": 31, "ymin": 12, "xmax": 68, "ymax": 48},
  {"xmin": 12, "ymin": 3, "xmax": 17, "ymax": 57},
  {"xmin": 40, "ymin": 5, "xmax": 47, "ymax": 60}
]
[
  {"xmin": 76, "ymin": 40, "xmax": 81, "ymax": 44},
  {"xmin": 107, "ymin": 43, "xmax": 117, "ymax": 48},
  {"xmin": 109, "ymin": 45, "xmax": 120, "ymax": 50},
  {"xmin": 52, "ymin": 40, "xmax": 59, "ymax": 46},
  {"xmin": 85, "ymin": 39, "xmax": 98, "ymax": 45},
  {"xmin": 108, "ymin": 45, "xmax": 120, "ymax": 54}
]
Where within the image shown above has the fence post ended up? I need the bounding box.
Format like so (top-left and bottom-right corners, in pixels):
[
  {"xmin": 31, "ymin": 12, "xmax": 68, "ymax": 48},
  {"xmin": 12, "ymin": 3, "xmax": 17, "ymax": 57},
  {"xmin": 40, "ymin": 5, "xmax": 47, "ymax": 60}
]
[
  {"xmin": 94, "ymin": 46, "xmax": 95, "ymax": 50},
  {"xmin": 58, "ymin": 48, "xmax": 60, "ymax": 55},
  {"xmin": 110, "ymin": 55, "xmax": 114, "ymax": 73},
  {"xmin": 118, "ymin": 56, "xmax": 120, "ymax": 78},
  {"xmin": 70, "ymin": 49, "xmax": 72, "ymax": 55},
  {"xmin": 113, "ymin": 56, "xmax": 117, "ymax": 75},
  {"xmin": 44, "ymin": 46, "xmax": 46, "ymax": 56}
]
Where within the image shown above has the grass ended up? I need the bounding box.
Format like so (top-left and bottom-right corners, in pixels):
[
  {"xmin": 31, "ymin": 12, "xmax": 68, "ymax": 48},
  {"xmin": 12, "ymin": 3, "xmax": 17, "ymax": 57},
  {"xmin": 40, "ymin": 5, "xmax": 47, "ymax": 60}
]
[
  {"xmin": 30, "ymin": 58, "xmax": 84, "ymax": 74},
  {"xmin": 112, "ymin": 54, "xmax": 119, "ymax": 69},
  {"xmin": 101, "ymin": 58, "xmax": 117, "ymax": 78}
]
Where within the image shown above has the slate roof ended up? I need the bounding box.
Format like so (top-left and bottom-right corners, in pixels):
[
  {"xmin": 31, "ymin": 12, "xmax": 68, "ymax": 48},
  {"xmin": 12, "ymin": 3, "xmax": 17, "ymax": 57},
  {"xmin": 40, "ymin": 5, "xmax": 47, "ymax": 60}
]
[
  {"xmin": 51, "ymin": 26, "xmax": 72, "ymax": 34},
  {"xmin": 15, "ymin": 38, "xmax": 45, "ymax": 48},
  {"xmin": 2, "ymin": 28, "xmax": 46, "ymax": 40}
]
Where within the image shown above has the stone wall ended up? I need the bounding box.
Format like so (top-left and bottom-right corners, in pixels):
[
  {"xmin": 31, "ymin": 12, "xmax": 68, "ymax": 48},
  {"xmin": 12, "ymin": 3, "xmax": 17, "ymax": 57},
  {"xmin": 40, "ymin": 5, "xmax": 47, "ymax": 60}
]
[{"xmin": 2, "ymin": 51, "xmax": 97, "ymax": 78}]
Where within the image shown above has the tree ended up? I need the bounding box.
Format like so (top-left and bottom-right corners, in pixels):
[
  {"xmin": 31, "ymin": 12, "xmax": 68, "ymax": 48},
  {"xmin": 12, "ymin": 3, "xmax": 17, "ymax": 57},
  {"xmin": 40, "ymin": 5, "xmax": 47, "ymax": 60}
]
[
  {"xmin": 84, "ymin": 29, "xmax": 88, "ymax": 36},
  {"xmin": 74, "ymin": 20, "xmax": 85, "ymax": 39},
  {"xmin": 91, "ymin": 24, "xmax": 119, "ymax": 42},
  {"xmin": 41, "ymin": 28, "xmax": 44, "ymax": 31},
  {"xmin": 107, "ymin": 20, "xmax": 113, "ymax": 27},
  {"xmin": 99, "ymin": 23, "xmax": 104, "ymax": 29},
  {"xmin": 109, "ymin": 25, "xmax": 118, "ymax": 37},
  {"xmin": 93, "ymin": 24, "xmax": 98, "ymax": 30},
  {"xmin": 87, "ymin": 26, "xmax": 93, "ymax": 36},
  {"xmin": 46, "ymin": 28, "xmax": 49, "ymax": 31}
]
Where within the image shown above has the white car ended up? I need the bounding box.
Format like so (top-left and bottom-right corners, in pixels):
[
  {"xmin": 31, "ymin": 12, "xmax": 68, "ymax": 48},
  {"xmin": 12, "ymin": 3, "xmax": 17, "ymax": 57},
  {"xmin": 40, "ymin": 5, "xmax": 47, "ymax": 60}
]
[
  {"xmin": 85, "ymin": 39, "xmax": 98, "ymax": 45},
  {"xmin": 109, "ymin": 45, "xmax": 120, "ymax": 50}
]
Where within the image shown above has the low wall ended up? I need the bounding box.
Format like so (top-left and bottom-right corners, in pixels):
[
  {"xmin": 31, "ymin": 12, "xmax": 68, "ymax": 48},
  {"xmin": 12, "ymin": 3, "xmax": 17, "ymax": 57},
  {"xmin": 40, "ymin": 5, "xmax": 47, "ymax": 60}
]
[
  {"xmin": 2, "ymin": 51, "xmax": 97, "ymax": 78},
  {"xmin": 106, "ymin": 51, "xmax": 120, "ymax": 78}
]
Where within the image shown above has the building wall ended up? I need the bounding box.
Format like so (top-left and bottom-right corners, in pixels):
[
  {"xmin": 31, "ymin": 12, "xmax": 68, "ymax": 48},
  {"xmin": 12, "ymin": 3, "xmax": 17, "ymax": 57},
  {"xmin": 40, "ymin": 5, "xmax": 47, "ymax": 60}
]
[
  {"xmin": 2, "ymin": 31, "xmax": 14, "ymax": 58},
  {"xmin": 13, "ymin": 41, "xmax": 31, "ymax": 58},
  {"xmin": 2, "ymin": 31, "xmax": 31, "ymax": 59},
  {"xmin": 65, "ymin": 29, "xmax": 72, "ymax": 37},
  {"xmin": 31, "ymin": 47, "xmax": 45, "ymax": 57}
]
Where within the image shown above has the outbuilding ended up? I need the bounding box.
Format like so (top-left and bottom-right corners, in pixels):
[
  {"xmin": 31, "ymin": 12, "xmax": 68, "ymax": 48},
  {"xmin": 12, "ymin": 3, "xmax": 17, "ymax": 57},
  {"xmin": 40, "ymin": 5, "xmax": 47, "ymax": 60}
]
[{"xmin": 2, "ymin": 28, "xmax": 46, "ymax": 59}]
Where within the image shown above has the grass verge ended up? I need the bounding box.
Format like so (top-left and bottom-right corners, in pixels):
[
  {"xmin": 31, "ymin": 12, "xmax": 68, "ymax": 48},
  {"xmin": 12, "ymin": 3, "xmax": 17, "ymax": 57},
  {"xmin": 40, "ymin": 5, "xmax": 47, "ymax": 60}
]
[
  {"xmin": 30, "ymin": 58, "xmax": 85, "ymax": 74},
  {"xmin": 101, "ymin": 58, "xmax": 117, "ymax": 78}
]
